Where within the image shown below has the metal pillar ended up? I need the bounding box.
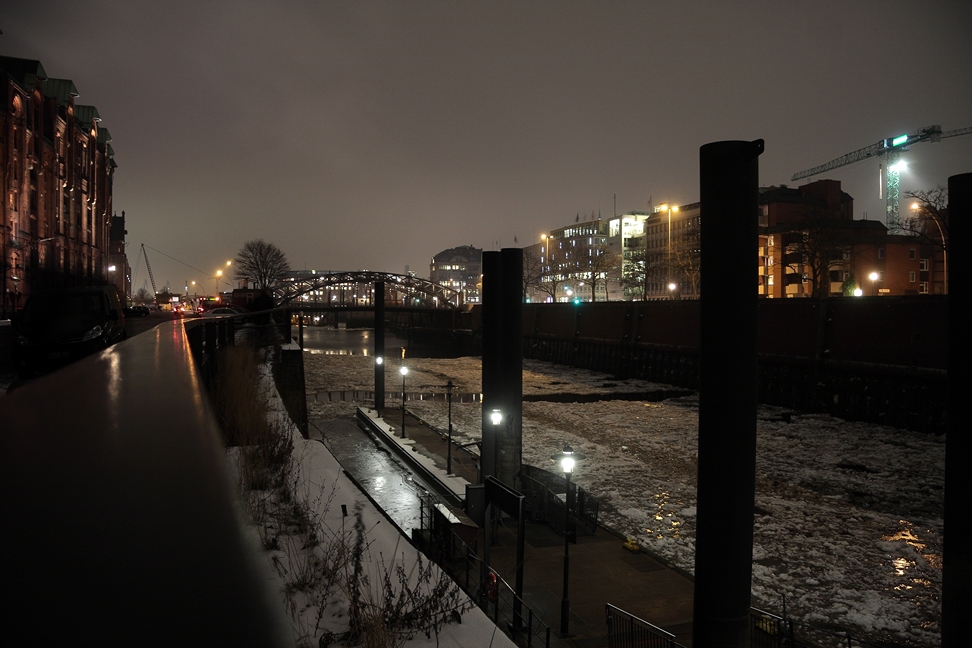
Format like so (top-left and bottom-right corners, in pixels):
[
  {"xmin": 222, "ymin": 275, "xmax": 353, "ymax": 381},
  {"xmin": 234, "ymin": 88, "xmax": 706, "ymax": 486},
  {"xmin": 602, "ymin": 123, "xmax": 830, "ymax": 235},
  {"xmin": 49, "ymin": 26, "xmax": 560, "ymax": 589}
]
[
  {"xmin": 480, "ymin": 251, "xmax": 502, "ymax": 482},
  {"xmin": 943, "ymin": 172, "xmax": 971, "ymax": 648},
  {"xmin": 498, "ymin": 247, "xmax": 523, "ymax": 488},
  {"xmin": 693, "ymin": 139, "xmax": 763, "ymax": 648},
  {"xmin": 374, "ymin": 281, "xmax": 385, "ymax": 414}
]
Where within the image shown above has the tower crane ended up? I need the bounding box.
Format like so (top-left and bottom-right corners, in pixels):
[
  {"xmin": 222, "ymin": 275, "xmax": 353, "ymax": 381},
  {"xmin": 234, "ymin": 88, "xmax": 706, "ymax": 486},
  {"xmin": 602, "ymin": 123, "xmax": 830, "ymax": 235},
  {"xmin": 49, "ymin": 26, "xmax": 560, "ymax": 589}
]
[
  {"xmin": 141, "ymin": 243, "xmax": 158, "ymax": 298},
  {"xmin": 791, "ymin": 124, "xmax": 972, "ymax": 233}
]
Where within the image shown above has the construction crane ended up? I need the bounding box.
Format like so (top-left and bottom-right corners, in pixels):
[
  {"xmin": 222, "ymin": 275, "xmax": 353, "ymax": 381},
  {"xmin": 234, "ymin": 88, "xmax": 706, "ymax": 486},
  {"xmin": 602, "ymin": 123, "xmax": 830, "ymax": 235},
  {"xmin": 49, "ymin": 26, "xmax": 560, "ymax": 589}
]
[
  {"xmin": 141, "ymin": 243, "xmax": 158, "ymax": 298},
  {"xmin": 792, "ymin": 124, "xmax": 972, "ymax": 233}
]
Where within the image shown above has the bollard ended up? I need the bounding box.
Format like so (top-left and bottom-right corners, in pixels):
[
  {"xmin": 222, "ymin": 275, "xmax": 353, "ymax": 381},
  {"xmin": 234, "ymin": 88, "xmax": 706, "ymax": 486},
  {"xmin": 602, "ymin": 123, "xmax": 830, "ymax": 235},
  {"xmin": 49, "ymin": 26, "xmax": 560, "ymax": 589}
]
[
  {"xmin": 693, "ymin": 139, "xmax": 763, "ymax": 648},
  {"xmin": 481, "ymin": 251, "xmax": 502, "ymax": 482},
  {"xmin": 374, "ymin": 281, "xmax": 385, "ymax": 414},
  {"xmin": 943, "ymin": 172, "xmax": 971, "ymax": 648}
]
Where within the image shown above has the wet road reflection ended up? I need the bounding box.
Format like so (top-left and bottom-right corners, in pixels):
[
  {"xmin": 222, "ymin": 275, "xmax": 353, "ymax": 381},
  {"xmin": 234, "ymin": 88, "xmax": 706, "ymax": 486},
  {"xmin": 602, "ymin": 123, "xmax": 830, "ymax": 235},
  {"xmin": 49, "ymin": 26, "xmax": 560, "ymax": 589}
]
[{"xmin": 313, "ymin": 417, "xmax": 436, "ymax": 535}]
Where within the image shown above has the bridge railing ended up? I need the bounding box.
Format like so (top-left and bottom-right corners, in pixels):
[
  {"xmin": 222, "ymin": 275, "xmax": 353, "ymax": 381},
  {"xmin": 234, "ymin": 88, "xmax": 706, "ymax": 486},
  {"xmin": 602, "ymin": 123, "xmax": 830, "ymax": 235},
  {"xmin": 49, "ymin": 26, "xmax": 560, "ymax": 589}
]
[{"xmin": 0, "ymin": 320, "xmax": 290, "ymax": 645}]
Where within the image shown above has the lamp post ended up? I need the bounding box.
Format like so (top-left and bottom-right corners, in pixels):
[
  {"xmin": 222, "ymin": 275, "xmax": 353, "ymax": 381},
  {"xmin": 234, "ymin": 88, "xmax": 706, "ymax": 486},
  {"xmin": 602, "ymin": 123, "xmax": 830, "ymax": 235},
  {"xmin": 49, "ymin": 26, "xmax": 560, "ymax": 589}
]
[
  {"xmin": 661, "ymin": 204, "xmax": 679, "ymax": 298},
  {"xmin": 869, "ymin": 271, "xmax": 879, "ymax": 296},
  {"xmin": 400, "ymin": 365, "xmax": 408, "ymax": 438},
  {"xmin": 912, "ymin": 202, "xmax": 948, "ymax": 294},
  {"xmin": 375, "ymin": 356, "xmax": 384, "ymax": 416},
  {"xmin": 446, "ymin": 380, "xmax": 455, "ymax": 475},
  {"xmin": 552, "ymin": 443, "xmax": 584, "ymax": 636},
  {"xmin": 216, "ymin": 269, "xmax": 222, "ymax": 295}
]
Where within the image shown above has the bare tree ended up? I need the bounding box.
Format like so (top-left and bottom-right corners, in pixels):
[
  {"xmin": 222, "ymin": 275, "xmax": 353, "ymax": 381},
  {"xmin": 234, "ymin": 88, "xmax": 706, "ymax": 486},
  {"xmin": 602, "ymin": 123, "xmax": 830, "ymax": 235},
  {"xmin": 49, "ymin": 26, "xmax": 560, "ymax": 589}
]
[
  {"xmin": 670, "ymin": 227, "xmax": 701, "ymax": 298},
  {"xmin": 522, "ymin": 246, "xmax": 545, "ymax": 300},
  {"xmin": 621, "ymin": 248, "xmax": 664, "ymax": 300},
  {"xmin": 901, "ymin": 185, "xmax": 948, "ymax": 251},
  {"xmin": 233, "ymin": 239, "xmax": 290, "ymax": 290},
  {"xmin": 134, "ymin": 286, "xmax": 153, "ymax": 303},
  {"xmin": 584, "ymin": 243, "xmax": 621, "ymax": 302},
  {"xmin": 771, "ymin": 206, "xmax": 853, "ymax": 298}
]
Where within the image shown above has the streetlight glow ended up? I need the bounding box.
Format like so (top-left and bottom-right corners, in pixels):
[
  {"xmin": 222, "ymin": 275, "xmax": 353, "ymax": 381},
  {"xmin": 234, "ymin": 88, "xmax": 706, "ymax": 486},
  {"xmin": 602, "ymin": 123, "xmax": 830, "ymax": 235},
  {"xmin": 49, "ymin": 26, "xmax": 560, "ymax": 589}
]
[{"xmin": 490, "ymin": 409, "xmax": 503, "ymax": 426}]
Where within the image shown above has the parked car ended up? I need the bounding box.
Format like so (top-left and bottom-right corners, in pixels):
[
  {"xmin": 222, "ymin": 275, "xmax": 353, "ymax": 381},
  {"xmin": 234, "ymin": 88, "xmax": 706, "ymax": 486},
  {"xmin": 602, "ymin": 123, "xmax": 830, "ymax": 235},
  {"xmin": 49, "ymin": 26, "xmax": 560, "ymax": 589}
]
[
  {"xmin": 12, "ymin": 286, "xmax": 127, "ymax": 378},
  {"xmin": 124, "ymin": 305, "xmax": 150, "ymax": 317}
]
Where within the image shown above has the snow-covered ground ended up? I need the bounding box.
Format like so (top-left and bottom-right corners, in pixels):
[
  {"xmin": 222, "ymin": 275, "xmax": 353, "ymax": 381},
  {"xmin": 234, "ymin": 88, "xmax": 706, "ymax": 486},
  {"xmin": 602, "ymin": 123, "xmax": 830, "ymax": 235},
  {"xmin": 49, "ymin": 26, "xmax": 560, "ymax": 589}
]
[
  {"xmin": 233, "ymin": 353, "xmax": 517, "ymax": 648},
  {"xmin": 305, "ymin": 354, "xmax": 944, "ymax": 648}
]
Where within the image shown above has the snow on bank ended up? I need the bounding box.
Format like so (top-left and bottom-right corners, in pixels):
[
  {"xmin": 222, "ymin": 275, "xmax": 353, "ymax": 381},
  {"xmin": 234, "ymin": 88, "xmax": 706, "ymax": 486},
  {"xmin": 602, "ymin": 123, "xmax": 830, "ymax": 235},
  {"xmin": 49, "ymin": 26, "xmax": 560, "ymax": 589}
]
[
  {"xmin": 305, "ymin": 354, "xmax": 944, "ymax": 648},
  {"xmin": 230, "ymin": 358, "xmax": 516, "ymax": 648}
]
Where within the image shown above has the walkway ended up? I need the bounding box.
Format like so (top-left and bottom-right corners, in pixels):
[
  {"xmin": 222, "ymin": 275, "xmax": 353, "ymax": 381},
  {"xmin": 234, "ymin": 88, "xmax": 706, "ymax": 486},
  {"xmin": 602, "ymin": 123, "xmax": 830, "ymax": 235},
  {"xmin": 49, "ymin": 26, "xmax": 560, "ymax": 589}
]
[{"xmin": 320, "ymin": 405, "xmax": 696, "ymax": 648}]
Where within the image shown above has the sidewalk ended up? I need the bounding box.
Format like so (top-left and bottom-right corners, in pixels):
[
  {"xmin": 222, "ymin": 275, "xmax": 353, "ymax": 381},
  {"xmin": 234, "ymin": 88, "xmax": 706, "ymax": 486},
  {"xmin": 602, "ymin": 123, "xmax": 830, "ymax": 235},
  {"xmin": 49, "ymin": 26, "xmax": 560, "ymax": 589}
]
[{"xmin": 379, "ymin": 406, "xmax": 696, "ymax": 648}]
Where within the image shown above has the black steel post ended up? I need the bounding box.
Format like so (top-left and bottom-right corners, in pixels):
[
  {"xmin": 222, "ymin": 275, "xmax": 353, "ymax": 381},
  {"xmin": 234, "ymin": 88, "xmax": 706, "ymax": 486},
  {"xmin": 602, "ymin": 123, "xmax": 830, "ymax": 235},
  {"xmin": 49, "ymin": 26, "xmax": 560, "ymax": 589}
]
[
  {"xmin": 480, "ymin": 251, "xmax": 502, "ymax": 482},
  {"xmin": 400, "ymin": 368, "xmax": 407, "ymax": 439},
  {"xmin": 446, "ymin": 380, "xmax": 454, "ymax": 475},
  {"xmin": 498, "ymin": 248, "xmax": 523, "ymax": 488},
  {"xmin": 943, "ymin": 172, "xmax": 971, "ymax": 648},
  {"xmin": 374, "ymin": 281, "xmax": 385, "ymax": 414},
  {"xmin": 693, "ymin": 139, "xmax": 763, "ymax": 648},
  {"xmin": 560, "ymin": 469, "xmax": 572, "ymax": 636}
]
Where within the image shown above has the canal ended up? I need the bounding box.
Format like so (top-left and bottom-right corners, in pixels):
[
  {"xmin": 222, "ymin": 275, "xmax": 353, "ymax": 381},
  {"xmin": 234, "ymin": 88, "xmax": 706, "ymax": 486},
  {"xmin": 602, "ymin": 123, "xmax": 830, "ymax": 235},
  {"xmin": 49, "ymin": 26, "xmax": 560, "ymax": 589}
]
[{"xmin": 304, "ymin": 327, "xmax": 442, "ymax": 536}]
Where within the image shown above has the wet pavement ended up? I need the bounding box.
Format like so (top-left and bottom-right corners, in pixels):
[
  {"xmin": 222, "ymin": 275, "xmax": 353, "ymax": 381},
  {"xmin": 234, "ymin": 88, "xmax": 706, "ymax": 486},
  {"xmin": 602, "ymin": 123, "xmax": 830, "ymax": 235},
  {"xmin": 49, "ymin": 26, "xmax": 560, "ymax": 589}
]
[{"xmin": 310, "ymin": 408, "xmax": 696, "ymax": 648}]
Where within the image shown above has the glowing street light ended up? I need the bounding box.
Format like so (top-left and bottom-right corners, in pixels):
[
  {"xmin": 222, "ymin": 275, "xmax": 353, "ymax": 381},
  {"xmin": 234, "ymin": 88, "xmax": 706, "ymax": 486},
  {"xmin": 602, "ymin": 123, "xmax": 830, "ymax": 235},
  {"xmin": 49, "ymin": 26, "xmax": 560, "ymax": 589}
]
[
  {"xmin": 869, "ymin": 271, "xmax": 880, "ymax": 296},
  {"xmin": 660, "ymin": 204, "xmax": 679, "ymax": 298},
  {"xmin": 400, "ymin": 365, "xmax": 409, "ymax": 438},
  {"xmin": 551, "ymin": 443, "xmax": 585, "ymax": 636}
]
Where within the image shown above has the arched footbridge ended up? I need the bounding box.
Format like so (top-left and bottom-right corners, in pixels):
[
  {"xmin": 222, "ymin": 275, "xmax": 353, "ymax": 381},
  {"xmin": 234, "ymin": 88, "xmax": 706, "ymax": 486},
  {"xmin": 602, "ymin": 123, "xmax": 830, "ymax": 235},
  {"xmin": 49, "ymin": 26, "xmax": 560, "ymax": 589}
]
[{"xmin": 273, "ymin": 271, "xmax": 461, "ymax": 309}]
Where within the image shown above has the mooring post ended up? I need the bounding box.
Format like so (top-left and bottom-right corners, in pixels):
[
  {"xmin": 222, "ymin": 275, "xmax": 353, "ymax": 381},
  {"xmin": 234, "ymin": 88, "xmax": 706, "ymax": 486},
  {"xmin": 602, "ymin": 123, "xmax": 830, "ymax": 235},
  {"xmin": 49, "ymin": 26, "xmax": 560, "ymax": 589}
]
[
  {"xmin": 481, "ymin": 251, "xmax": 503, "ymax": 482},
  {"xmin": 498, "ymin": 247, "xmax": 523, "ymax": 488},
  {"xmin": 693, "ymin": 139, "xmax": 763, "ymax": 647},
  {"xmin": 943, "ymin": 172, "xmax": 971, "ymax": 648},
  {"xmin": 374, "ymin": 281, "xmax": 385, "ymax": 414}
]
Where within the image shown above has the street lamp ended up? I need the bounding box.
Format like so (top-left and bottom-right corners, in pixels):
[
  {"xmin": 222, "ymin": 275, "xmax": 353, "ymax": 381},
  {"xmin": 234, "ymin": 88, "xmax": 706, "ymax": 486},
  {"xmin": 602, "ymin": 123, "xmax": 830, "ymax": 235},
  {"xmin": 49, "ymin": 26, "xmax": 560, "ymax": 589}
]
[
  {"xmin": 660, "ymin": 204, "xmax": 679, "ymax": 298},
  {"xmin": 446, "ymin": 381, "xmax": 455, "ymax": 475},
  {"xmin": 216, "ymin": 269, "xmax": 223, "ymax": 295},
  {"xmin": 400, "ymin": 365, "xmax": 408, "ymax": 438},
  {"xmin": 911, "ymin": 201, "xmax": 947, "ymax": 294},
  {"xmin": 869, "ymin": 271, "xmax": 879, "ymax": 296},
  {"xmin": 552, "ymin": 443, "xmax": 584, "ymax": 636},
  {"xmin": 375, "ymin": 356, "xmax": 384, "ymax": 416}
]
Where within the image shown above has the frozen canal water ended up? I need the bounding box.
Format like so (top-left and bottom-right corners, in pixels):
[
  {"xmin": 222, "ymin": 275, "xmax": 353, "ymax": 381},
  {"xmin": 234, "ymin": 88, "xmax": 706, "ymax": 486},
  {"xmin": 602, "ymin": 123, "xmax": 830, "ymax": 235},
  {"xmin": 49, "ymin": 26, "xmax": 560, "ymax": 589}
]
[{"xmin": 302, "ymin": 329, "xmax": 945, "ymax": 648}]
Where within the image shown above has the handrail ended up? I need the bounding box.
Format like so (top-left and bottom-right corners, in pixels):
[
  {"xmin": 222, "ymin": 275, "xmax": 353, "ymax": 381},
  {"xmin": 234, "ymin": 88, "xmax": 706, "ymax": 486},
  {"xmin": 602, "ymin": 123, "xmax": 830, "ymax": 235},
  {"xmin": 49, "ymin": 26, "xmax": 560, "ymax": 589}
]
[{"xmin": 0, "ymin": 320, "xmax": 289, "ymax": 645}]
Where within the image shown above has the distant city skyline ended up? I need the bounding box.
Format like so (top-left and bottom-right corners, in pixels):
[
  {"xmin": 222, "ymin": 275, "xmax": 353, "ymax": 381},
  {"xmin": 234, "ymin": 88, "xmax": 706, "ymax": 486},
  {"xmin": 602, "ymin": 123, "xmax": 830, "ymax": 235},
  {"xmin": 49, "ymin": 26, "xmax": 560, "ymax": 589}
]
[{"xmin": 3, "ymin": 0, "xmax": 970, "ymax": 291}]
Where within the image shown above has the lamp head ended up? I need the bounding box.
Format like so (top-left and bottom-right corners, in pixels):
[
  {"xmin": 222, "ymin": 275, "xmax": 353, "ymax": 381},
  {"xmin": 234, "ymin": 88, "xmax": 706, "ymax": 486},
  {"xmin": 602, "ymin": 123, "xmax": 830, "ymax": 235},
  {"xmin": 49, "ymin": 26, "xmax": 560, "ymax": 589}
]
[
  {"xmin": 400, "ymin": 366, "xmax": 408, "ymax": 376},
  {"xmin": 490, "ymin": 409, "xmax": 503, "ymax": 426},
  {"xmin": 376, "ymin": 356, "xmax": 383, "ymax": 365}
]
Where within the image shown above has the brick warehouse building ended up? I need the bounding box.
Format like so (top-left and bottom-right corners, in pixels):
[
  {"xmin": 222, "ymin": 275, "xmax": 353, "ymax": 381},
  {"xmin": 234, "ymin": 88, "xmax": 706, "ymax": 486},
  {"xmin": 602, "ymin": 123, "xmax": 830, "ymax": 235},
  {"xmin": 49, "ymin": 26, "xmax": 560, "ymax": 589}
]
[
  {"xmin": 757, "ymin": 180, "xmax": 934, "ymax": 298},
  {"xmin": 1, "ymin": 56, "xmax": 118, "ymax": 319}
]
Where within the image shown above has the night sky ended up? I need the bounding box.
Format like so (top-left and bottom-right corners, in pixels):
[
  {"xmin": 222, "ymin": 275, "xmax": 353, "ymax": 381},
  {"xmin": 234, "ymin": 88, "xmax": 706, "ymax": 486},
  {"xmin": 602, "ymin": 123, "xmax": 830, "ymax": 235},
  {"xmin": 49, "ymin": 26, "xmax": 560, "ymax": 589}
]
[{"xmin": 3, "ymin": 1, "xmax": 970, "ymax": 293}]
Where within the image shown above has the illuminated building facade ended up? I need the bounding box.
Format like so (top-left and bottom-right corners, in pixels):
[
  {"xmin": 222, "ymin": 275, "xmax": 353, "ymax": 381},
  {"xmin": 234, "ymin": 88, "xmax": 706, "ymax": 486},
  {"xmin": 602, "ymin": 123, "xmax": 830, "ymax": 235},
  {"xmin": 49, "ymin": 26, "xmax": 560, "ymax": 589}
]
[
  {"xmin": 758, "ymin": 180, "xmax": 932, "ymax": 298},
  {"xmin": 429, "ymin": 245, "xmax": 481, "ymax": 305},
  {"xmin": 1, "ymin": 56, "xmax": 117, "ymax": 318}
]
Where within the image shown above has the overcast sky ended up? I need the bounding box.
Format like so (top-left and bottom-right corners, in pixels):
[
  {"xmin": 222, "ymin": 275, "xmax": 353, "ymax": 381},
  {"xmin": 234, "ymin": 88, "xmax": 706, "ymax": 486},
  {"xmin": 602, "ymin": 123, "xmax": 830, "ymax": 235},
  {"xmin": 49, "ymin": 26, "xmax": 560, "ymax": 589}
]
[{"xmin": 3, "ymin": 1, "xmax": 970, "ymax": 291}]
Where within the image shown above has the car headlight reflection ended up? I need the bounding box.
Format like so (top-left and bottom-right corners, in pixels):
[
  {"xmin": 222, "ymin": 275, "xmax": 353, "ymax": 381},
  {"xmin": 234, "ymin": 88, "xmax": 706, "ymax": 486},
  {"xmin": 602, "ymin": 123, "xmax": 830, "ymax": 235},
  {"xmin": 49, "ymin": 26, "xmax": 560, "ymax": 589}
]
[{"xmin": 82, "ymin": 325, "xmax": 104, "ymax": 342}]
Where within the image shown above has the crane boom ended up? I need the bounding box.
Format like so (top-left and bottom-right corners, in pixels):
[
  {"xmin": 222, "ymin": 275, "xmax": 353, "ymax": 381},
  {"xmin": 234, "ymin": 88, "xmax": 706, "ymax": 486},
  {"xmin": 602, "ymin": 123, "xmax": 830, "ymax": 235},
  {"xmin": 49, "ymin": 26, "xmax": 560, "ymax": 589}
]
[
  {"xmin": 791, "ymin": 124, "xmax": 971, "ymax": 233},
  {"xmin": 791, "ymin": 125, "xmax": 943, "ymax": 181},
  {"xmin": 141, "ymin": 244, "xmax": 158, "ymax": 297}
]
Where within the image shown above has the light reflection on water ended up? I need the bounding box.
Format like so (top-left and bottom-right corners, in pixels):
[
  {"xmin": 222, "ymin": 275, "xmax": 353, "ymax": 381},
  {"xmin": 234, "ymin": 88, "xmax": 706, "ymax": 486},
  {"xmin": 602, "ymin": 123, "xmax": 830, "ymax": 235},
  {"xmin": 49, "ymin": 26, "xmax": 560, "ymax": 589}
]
[{"xmin": 301, "ymin": 327, "xmax": 408, "ymax": 357}]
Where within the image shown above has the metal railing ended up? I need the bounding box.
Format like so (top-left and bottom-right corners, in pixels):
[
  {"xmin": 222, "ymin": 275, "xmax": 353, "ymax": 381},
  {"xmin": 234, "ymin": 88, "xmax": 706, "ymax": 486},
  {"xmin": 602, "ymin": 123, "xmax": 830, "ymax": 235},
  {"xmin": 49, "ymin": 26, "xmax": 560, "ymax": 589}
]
[
  {"xmin": 415, "ymin": 492, "xmax": 551, "ymax": 648},
  {"xmin": 519, "ymin": 464, "xmax": 599, "ymax": 536},
  {"xmin": 606, "ymin": 604, "xmax": 686, "ymax": 648},
  {"xmin": 0, "ymin": 319, "xmax": 289, "ymax": 645},
  {"xmin": 750, "ymin": 606, "xmax": 895, "ymax": 648}
]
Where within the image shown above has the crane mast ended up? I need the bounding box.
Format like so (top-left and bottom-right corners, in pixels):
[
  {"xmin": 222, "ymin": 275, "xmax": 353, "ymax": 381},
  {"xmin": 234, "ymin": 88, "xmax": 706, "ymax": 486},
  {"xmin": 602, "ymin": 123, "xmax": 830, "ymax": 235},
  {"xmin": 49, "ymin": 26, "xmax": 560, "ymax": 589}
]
[
  {"xmin": 791, "ymin": 125, "xmax": 972, "ymax": 234},
  {"xmin": 141, "ymin": 243, "xmax": 158, "ymax": 298}
]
